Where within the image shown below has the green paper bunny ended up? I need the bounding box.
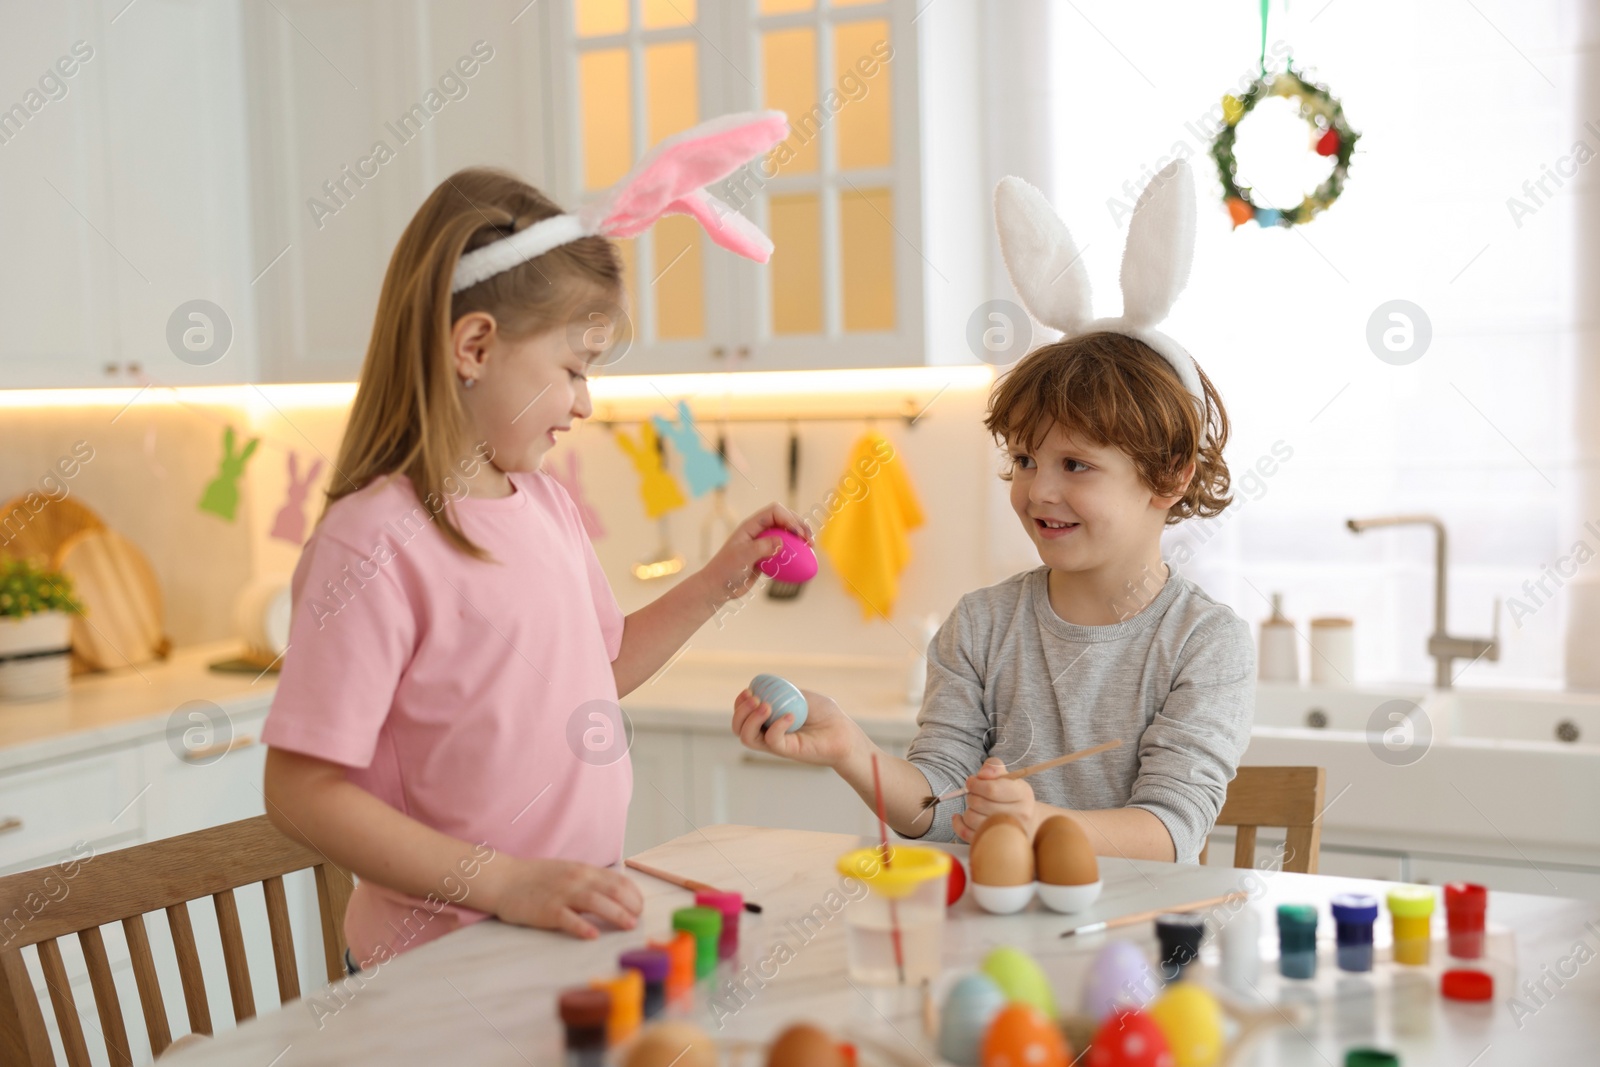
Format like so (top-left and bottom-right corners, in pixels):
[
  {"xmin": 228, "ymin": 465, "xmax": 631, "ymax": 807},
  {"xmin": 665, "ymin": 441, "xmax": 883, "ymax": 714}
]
[{"xmin": 198, "ymin": 425, "xmax": 260, "ymax": 522}]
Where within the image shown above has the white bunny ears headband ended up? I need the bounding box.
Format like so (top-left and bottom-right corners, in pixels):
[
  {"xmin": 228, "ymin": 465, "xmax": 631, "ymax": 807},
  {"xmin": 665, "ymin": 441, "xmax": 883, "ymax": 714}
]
[
  {"xmin": 994, "ymin": 159, "xmax": 1206, "ymax": 402},
  {"xmin": 451, "ymin": 110, "xmax": 789, "ymax": 294}
]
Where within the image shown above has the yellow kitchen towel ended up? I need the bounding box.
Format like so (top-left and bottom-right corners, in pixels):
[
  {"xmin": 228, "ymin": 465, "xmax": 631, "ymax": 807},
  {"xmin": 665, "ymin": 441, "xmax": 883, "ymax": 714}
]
[{"xmin": 818, "ymin": 432, "xmax": 924, "ymax": 619}]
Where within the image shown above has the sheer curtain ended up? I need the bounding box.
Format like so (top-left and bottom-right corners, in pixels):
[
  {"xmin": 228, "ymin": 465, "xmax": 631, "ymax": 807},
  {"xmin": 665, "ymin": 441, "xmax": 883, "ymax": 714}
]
[{"xmin": 1048, "ymin": 0, "xmax": 1576, "ymax": 687}]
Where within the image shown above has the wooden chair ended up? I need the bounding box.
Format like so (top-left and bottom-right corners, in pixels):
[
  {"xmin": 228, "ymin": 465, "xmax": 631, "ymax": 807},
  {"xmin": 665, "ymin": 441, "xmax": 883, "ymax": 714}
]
[
  {"xmin": 0, "ymin": 815, "xmax": 353, "ymax": 1066},
  {"xmin": 1199, "ymin": 766, "xmax": 1326, "ymax": 874}
]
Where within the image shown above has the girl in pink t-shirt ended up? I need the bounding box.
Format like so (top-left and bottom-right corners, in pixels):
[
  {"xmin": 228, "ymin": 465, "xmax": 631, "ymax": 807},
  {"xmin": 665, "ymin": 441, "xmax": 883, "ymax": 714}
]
[{"xmin": 262, "ymin": 154, "xmax": 805, "ymax": 966}]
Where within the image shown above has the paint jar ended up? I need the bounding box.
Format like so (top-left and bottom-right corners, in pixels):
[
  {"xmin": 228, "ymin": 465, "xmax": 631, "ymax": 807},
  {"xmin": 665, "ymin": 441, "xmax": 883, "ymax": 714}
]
[
  {"xmin": 1331, "ymin": 894, "xmax": 1379, "ymax": 972},
  {"xmin": 1218, "ymin": 905, "xmax": 1261, "ymax": 994},
  {"xmin": 589, "ymin": 969, "xmax": 642, "ymax": 1045},
  {"xmin": 558, "ymin": 987, "xmax": 610, "ymax": 1067},
  {"xmin": 618, "ymin": 948, "xmax": 671, "ymax": 1019},
  {"xmin": 1154, "ymin": 913, "xmax": 1207, "ymax": 980},
  {"xmin": 1276, "ymin": 904, "xmax": 1319, "ymax": 979},
  {"xmin": 1444, "ymin": 883, "xmax": 1487, "ymax": 959},
  {"xmin": 647, "ymin": 932, "xmax": 697, "ymax": 1001},
  {"xmin": 1386, "ymin": 885, "xmax": 1436, "ymax": 966},
  {"xmin": 1343, "ymin": 1050, "xmax": 1399, "ymax": 1067},
  {"xmin": 836, "ymin": 845, "xmax": 951, "ymax": 986},
  {"xmin": 672, "ymin": 906, "xmax": 723, "ymax": 978},
  {"xmin": 694, "ymin": 889, "xmax": 743, "ymax": 959}
]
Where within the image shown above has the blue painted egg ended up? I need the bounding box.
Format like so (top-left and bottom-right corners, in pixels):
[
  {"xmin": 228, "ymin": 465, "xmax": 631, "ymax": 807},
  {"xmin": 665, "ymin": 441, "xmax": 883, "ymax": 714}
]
[
  {"xmin": 749, "ymin": 674, "xmax": 808, "ymax": 733},
  {"xmin": 938, "ymin": 972, "xmax": 1007, "ymax": 1066}
]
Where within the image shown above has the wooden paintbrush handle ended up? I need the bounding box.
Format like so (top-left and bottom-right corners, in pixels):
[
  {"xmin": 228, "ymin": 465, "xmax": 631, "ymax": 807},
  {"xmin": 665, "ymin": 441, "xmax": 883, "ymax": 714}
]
[
  {"xmin": 1005, "ymin": 739, "xmax": 1124, "ymax": 781},
  {"xmin": 625, "ymin": 858, "xmax": 713, "ymax": 895}
]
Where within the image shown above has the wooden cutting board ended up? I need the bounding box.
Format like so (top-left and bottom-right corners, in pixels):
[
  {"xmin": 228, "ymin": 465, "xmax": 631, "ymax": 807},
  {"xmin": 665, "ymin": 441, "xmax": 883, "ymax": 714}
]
[
  {"xmin": 51, "ymin": 528, "xmax": 171, "ymax": 672},
  {"xmin": 0, "ymin": 493, "xmax": 104, "ymax": 564}
]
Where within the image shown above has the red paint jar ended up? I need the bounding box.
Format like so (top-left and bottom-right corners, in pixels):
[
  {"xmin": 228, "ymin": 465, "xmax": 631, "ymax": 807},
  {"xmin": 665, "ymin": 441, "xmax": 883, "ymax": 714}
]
[
  {"xmin": 695, "ymin": 890, "xmax": 743, "ymax": 959},
  {"xmin": 1444, "ymin": 883, "xmax": 1488, "ymax": 959}
]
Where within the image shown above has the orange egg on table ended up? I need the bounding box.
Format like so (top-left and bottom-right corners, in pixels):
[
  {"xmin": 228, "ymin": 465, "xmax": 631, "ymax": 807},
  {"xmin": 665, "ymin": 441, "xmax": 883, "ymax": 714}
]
[
  {"xmin": 767, "ymin": 1023, "xmax": 846, "ymax": 1067},
  {"xmin": 1034, "ymin": 815, "xmax": 1103, "ymax": 913},
  {"xmin": 625, "ymin": 1021, "xmax": 716, "ymax": 1067},
  {"xmin": 981, "ymin": 1003, "xmax": 1069, "ymax": 1067},
  {"xmin": 969, "ymin": 814, "xmax": 1036, "ymax": 913}
]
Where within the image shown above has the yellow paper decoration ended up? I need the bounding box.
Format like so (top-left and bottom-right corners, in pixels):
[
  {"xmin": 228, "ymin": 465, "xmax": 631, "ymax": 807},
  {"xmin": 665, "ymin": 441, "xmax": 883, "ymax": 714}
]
[{"xmin": 615, "ymin": 421, "xmax": 687, "ymax": 519}]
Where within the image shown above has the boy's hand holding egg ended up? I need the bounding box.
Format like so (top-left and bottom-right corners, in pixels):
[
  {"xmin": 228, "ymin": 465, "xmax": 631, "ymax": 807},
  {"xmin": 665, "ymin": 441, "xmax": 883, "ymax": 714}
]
[
  {"xmin": 731, "ymin": 685, "xmax": 861, "ymax": 768},
  {"xmin": 951, "ymin": 758, "xmax": 1037, "ymax": 843},
  {"xmin": 697, "ymin": 504, "xmax": 812, "ymax": 605}
]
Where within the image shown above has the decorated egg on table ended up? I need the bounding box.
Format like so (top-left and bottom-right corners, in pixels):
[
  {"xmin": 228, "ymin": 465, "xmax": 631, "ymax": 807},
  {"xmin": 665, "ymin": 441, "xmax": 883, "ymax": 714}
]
[
  {"xmin": 1148, "ymin": 985, "xmax": 1224, "ymax": 1067},
  {"xmin": 981, "ymin": 946, "xmax": 1056, "ymax": 1020},
  {"xmin": 1086, "ymin": 1009, "xmax": 1175, "ymax": 1067},
  {"xmin": 981, "ymin": 1003, "xmax": 1069, "ymax": 1067},
  {"xmin": 1082, "ymin": 941, "xmax": 1157, "ymax": 1021},
  {"xmin": 765, "ymin": 1022, "xmax": 845, "ymax": 1067},
  {"xmin": 938, "ymin": 973, "xmax": 1007, "ymax": 1066},
  {"xmin": 947, "ymin": 853, "xmax": 968, "ymax": 906},
  {"xmin": 625, "ymin": 1021, "xmax": 716, "ymax": 1067},
  {"xmin": 749, "ymin": 674, "xmax": 808, "ymax": 733},
  {"xmin": 1034, "ymin": 815, "xmax": 1102, "ymax": 913},
  {"xmin": 968, "ymin": 814, "xmax": 1036, "ymax": 913}
]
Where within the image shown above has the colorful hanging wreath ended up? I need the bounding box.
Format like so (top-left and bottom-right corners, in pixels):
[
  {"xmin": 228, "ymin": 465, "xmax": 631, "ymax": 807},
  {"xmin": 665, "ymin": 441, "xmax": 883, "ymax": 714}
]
[{"xmin": 1211, "ymin": 62, "xmax": 1359, "ymax": 229}]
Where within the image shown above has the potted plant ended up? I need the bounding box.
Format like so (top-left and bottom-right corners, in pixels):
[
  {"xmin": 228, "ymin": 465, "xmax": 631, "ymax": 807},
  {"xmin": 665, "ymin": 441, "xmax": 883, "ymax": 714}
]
[{"xmin": 0, "ymin": 556, "xmax": 84, "ymax": 702}]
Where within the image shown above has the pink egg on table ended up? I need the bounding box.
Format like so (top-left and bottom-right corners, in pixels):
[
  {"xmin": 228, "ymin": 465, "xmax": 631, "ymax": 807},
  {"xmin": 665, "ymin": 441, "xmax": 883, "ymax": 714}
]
[{"xmin": 756, "ymin": 527, "xmax": 817, "ymax": 583}]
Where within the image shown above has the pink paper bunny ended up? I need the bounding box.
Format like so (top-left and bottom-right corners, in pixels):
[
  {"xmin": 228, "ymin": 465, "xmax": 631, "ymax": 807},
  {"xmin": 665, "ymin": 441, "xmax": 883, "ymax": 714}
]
[
  {"xmin": 269, "ymin": 452, "xmax": 325, "ymax": 544},
  {"xmin": 547, "ymin": 451, "xmax": 606, "ymax": 541},
  {"xmin": 451, "ymin": 111, "xmax": 789, "ymax": 293}
]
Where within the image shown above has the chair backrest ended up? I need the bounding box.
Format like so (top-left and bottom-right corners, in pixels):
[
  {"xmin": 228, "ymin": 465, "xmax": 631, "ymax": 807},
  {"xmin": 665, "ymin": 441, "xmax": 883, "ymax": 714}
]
[
  {"xmin": 1201, "ymin": 766, "xmax": 1326, "ymax": 874},
  {"xmin": 0, "ymin": 815, "xmax": 353, "ymax": 1066}
]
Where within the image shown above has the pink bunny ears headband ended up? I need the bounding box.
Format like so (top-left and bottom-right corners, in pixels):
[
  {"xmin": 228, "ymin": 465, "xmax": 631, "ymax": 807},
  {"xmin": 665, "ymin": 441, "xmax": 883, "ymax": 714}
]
[
  {"xmin": 451, "ymin": 110, "xmax": 789, "ymax": 294},
  {"xmin": 994, "ymin": 159, "xmax": 1207, "ymax": 403}
]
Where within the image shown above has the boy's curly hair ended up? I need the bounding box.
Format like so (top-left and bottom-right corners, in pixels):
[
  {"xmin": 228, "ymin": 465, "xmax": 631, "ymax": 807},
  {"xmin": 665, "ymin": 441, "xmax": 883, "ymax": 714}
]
[{"xmin": 984, "ymin": 332, "xmax": 1232, "ymax": 524}]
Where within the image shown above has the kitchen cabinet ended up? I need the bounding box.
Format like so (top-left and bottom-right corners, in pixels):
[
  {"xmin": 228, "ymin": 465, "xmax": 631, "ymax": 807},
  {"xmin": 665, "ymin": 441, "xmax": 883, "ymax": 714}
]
[
  {"xmin": 623, "ymin": 725, "xmax": 695, "ymax": 857},
  {"xmin": 687, "ymin": 732, "xmax": 892, "ymax": 840},
  {"xmin": 0, "ymin": 0, "xmax": 257, "ymax": 390},
  {"xmin": 549, "ymin": 0, "xmax": 986, "ymax": 373}
]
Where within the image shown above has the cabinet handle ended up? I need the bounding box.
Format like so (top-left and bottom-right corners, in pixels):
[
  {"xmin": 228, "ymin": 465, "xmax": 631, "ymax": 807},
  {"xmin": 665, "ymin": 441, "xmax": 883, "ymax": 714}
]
[
  {"xmin": 0, "ymin": 817, "xmax": 21, "ymax": 835},
  {"xmin": 181, "ymin": 735, "xmax": 258, "ymax": 763},
  {"xmin": 739, "ymin": 753, "xmax": 823, "ymax": 770},
  {"xmin": 735, "ymin": 345, "xmax": 750, "ymax": 360}
]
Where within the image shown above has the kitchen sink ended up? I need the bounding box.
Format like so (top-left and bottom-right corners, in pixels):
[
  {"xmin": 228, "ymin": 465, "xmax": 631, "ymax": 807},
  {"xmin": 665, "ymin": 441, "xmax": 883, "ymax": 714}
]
[
  {"xmin": 1253, "ymin": 682, "xmax": 1430, "ymax": 733},
  {"xmin": 1432, "ymin": 688, "xmax": 1600, "ymax": 748}
]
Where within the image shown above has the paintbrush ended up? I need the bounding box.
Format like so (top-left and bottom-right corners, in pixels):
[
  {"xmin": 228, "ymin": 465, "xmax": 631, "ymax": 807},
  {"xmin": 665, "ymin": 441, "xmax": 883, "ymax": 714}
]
[
  {"xmin": 1058, "ymin": 891, "xmax": 1249, "ymax": 938},
  {"xmin": 919, "ymin": 739, "xmax": 1123, "ymax": 812},
  {"xmin": 871, "ymin": 751, "xmax": 907, "ymax": 985},
  {"xmin": 624, "ymin": 858, "xmax": 763, "ymax": 914}
]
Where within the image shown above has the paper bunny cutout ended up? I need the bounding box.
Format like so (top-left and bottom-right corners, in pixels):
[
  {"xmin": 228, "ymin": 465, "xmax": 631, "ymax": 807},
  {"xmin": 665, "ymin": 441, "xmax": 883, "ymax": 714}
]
[
  {"xmin": 994, "ymin": 159, "xmax": 1205, "ymax": 401},
  {"xmin": 651, "ymin": 402, "xmax": 728, "ymax": 498},
  {"xmin": 198, "ymin": 425, "xmax": 260, "ymax": 522},
  {"xmin": 452, "ymin": 110, "xmax": 789, "ymax": 293},
  {"xmin": 547, "ymin": 451, "xmax": 606, "ymax": 541},
  {"xmin": 615, "ymin": 421, "xmax": 687, "ymax": 519},
  {"xmin": 269, "ymin": 451, "xmax": 325, "ymax": 544}
]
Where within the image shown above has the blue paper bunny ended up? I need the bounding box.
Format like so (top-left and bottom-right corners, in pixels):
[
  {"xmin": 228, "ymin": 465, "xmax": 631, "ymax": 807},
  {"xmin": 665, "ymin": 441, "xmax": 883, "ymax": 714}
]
[{"xmin": 651, "ymin": 401, "xmax": 728, "ymax": 498}]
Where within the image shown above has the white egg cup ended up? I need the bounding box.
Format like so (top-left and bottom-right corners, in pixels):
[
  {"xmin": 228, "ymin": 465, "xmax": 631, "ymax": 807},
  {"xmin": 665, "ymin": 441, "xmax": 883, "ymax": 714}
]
[
  {"xmin": 971, "ymin": 881, "xmax": 1037, "ymax": 914},
  {"xmin": 1037, "ymin": 879, "xmax": 1103, "ymax": 914}
]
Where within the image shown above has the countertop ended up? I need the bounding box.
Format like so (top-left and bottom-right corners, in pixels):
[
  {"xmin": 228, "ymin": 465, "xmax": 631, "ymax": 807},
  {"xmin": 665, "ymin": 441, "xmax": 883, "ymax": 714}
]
[
  {"xmin": 166, "ymin": 824, "xmax": 1600, "ymax": 1066},
  {"xmin": 0, "ymin": 645, "xmax": 924, "ymax": 769}
]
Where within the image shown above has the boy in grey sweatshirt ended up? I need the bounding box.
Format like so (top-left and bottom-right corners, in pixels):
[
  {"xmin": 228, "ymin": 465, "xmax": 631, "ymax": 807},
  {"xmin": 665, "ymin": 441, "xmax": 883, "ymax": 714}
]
[{"xmin": 731, "ymin": 332, "xmax": 1255, "ymax": 863}]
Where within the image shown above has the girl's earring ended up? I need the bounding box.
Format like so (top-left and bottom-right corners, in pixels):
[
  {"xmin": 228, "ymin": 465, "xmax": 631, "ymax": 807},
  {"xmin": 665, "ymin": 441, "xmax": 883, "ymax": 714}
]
[{"xmin": 460, "ymin": 376, "xmax": 476, "ymax": 389}]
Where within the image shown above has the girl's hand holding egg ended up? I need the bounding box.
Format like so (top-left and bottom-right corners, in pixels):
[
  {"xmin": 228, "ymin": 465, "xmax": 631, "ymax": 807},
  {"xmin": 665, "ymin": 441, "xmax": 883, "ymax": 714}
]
[
  {"xmin": 731, "ymin": 685, "xmax": 860, "ymax": 768},
  {"xmin": 699, "ymin": 504, "xmax": 812, "ymax": 605},
  {"xmin": 951, "ymin": 758, "xmax": 1037, "ymax": 843}
]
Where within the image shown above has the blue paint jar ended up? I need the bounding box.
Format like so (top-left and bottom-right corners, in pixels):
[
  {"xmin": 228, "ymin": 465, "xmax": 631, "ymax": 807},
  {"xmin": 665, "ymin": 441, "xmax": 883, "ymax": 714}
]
[
  {"xmin": 1331, "ymin": 893, "xmax": 1380, "ymax": 973},
  {"xmin": 1277, "ymin": 904, "xmax": 1318, "ymax": 979}
]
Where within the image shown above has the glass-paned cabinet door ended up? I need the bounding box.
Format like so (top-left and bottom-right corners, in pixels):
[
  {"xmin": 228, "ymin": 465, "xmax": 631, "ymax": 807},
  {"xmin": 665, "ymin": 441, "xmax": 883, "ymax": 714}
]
[
  {"xmin": 555, "ymin": 0, "xmax": 735, "ymax": 372},
  {"xmin": 732, "ymin": 0, "xmax": 923, "ymax": 368}
]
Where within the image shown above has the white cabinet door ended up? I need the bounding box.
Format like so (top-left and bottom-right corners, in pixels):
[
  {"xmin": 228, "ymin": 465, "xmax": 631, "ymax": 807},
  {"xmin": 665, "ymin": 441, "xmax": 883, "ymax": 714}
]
[
  {"xmin": 1408, "ymin": 855, "xmax": 1600, "ymax": 902},
  {"xmin": 624, "ymin": 727, "xmax": 693, "ymax": 857},
  {"xmin": 688, "ymin": 732, "xmax": 878, "ymax": 840},
  {"xmin": 0, "ymin": 4, "xmax": 119, "ymax": 389}
]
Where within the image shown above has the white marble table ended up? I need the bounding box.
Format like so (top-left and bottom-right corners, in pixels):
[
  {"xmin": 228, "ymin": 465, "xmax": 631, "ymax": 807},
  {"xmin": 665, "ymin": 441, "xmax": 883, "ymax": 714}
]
[{"xmin": 168, "ymin": 825, "xmax": 1600, "ymax": 1066}]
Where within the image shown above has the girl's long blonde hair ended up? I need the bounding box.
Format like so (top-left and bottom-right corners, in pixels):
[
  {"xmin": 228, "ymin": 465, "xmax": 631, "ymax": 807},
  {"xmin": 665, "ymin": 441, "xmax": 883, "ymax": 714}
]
[{"xmin": 321, "ymin": 168, "xmax": 624, "ymax": 559}]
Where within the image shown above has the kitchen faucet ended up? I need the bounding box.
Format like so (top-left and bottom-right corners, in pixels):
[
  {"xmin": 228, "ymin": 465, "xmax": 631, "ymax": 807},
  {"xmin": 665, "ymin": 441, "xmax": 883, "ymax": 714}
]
[{"xmin": 1346, "ymin": 514, "xmax": 1500, "ymax": 689}]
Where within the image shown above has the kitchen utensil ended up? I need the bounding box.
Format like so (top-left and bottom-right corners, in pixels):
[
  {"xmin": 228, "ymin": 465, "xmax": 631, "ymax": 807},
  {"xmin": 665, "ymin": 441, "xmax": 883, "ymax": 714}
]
[
  {"xmin": 52, "ymin": 527, "xmax": 170, "ymax": 672},
  {"xmin": 919, "ymin": 739, "xmax": 1122, "ymax": 811},
  {"xmin": 0, "ymin": 494, "xmax": 104, "ymax": 564},
  {"xmin": 700, "ymin": 432, "xmax": 739, "ymax": 563},
  {"xmin": 767, "ymin": 428, "xmax": 806, "ymax": 600}
]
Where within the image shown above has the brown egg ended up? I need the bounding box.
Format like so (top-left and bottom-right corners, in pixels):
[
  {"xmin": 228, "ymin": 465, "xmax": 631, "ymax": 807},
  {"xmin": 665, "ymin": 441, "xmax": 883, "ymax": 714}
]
[
  {"xmin": 766, "ymin": 1022, "xmax": 845, "ymax": 1067},
  {"xmin": 969, "ymin": 813, "xmax": 1035, "ymax": 886},
  {"xmin": 625, "ymin": 1021, "xmax": 717, "ymax": 1067},
  {"xmin": 1034, "ymin": 815, "xmax": 1099, "ymax": 886}
]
